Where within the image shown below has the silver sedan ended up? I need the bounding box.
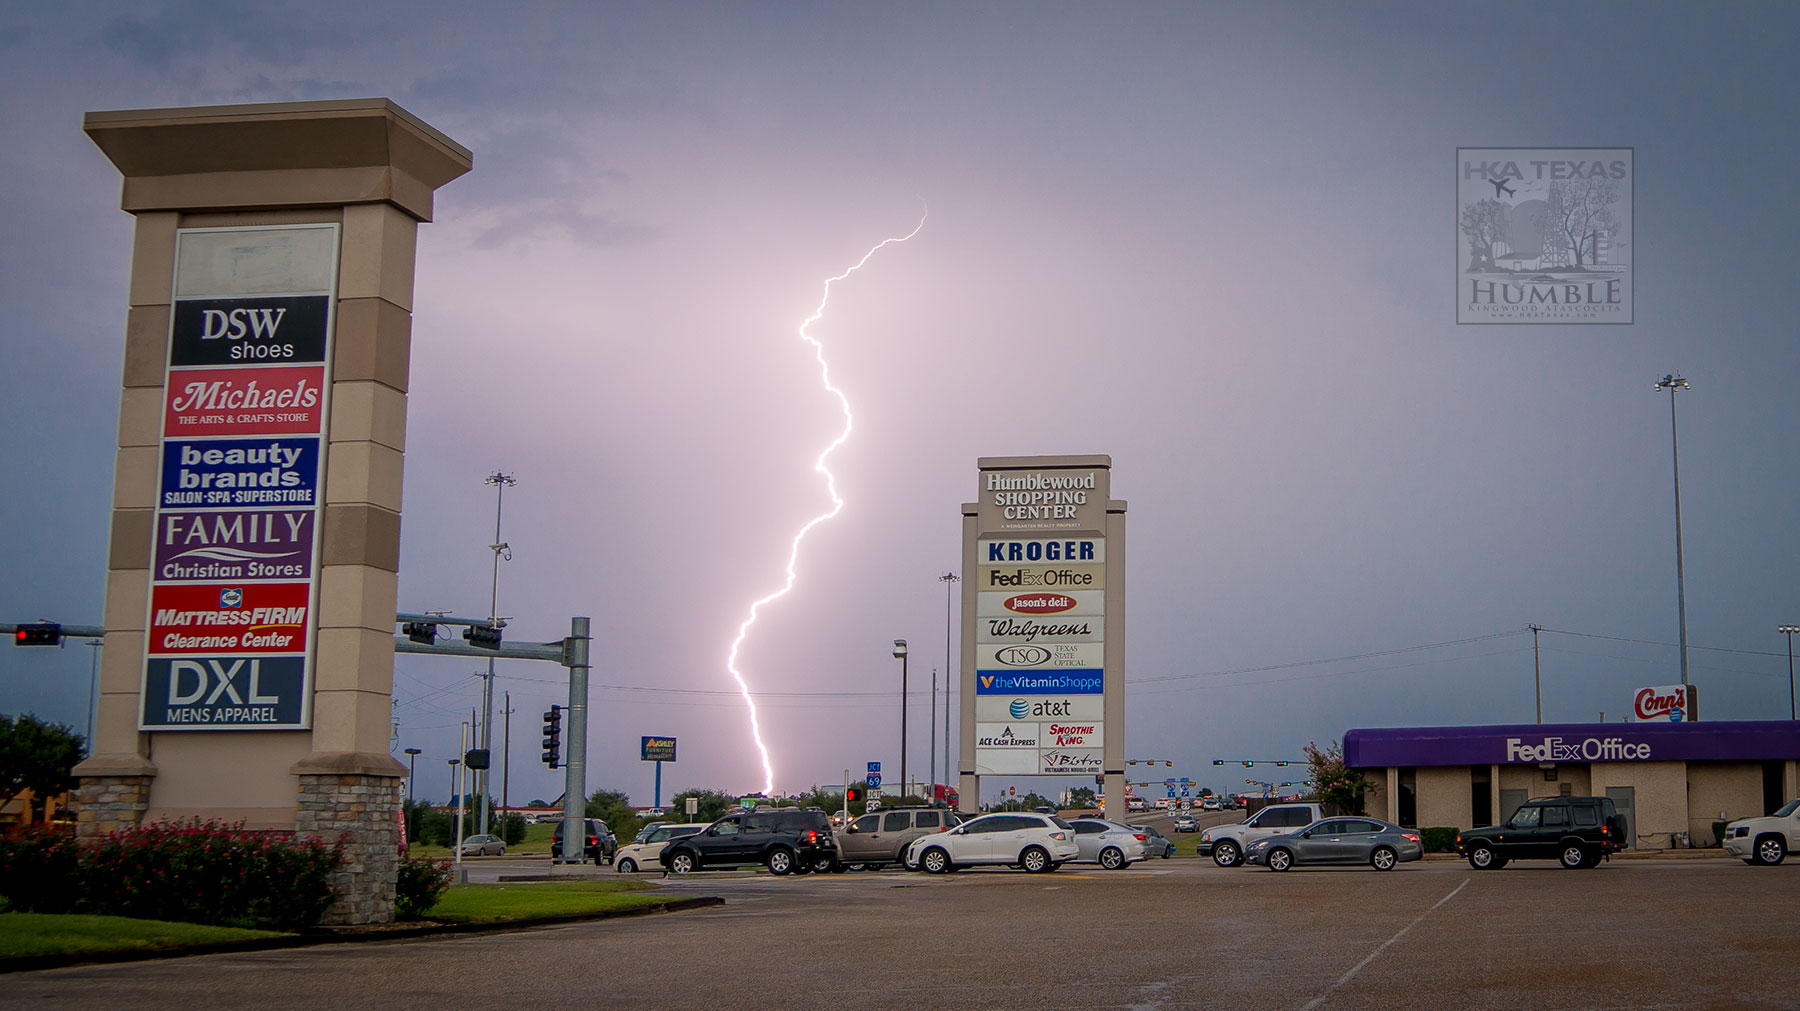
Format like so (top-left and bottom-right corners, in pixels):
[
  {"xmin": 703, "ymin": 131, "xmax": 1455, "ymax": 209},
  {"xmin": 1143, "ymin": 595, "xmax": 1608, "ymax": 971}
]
[
  {"xmin": 1066, "ymin": 819, "xmax": 1149, "ymax": 869},
  {"xmin": 1244, "ymin": 817, "xmax": 1422, "ymax": 871}
]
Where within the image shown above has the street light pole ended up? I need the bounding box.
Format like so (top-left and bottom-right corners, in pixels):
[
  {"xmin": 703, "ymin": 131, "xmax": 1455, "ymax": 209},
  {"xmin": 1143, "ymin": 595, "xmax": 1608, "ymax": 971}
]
[
  {"xmin": 404, "ymin": 747, "xmax": 422, "ymax": 803},
  {"xmin": 1655, "ymin": 374, "xmax": 1692, "ymax": 694},
  {"xmin": 939, "ymin": 572, "xmax": 959, "ymax": 798},
  {"xmin": 1780, "ymin": 625, "xmax": 1799, "ymax": 721},
  {"xmin": 893, "ymin": 639, "xmax": 908, "ymax": 800},
  {"xmin": 1529, "ymin": 624, "xmax": 1543, "ymax": 723},
  {"xmin": 479, "ymin": 470, "xmax": 515, "ymax": 836}
]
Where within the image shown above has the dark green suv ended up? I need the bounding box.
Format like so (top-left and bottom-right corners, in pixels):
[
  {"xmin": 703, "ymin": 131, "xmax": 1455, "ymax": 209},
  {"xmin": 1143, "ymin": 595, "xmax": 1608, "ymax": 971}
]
[{"xmin": 1458, "ymin": 796, "xmax": 1627, "ymax": 869}]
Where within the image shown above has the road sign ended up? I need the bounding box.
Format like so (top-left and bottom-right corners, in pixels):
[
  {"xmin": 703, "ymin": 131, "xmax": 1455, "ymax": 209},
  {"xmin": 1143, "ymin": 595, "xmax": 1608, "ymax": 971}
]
[
  {"xmin": 1166, "ymin": 784, "xmax": 1176, "ymax": 798},
  {"xmin": 1180, "ymin": 784, "xmax": 1191, "ymax": 798},
  {"xmin": 868, "ymin": 761, "xmax": 881, "ymax": 774},
  {"xmin": 866, "ymin": 773, "xmax": 881, "ymax": 788}
]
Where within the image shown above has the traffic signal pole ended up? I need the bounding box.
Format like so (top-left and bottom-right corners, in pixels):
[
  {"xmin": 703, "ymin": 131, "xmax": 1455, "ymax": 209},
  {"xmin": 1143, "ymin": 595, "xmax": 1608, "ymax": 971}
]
[{"xmin": 559, "ymin": 616, "xmax": 590, "ymax": 864}]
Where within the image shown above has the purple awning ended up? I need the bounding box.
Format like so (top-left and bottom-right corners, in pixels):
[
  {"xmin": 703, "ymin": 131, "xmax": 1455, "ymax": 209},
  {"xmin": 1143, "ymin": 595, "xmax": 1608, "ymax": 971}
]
[{"xmin": 1344, "ymin": 721, "xmax": 1800, "ymax": 768}]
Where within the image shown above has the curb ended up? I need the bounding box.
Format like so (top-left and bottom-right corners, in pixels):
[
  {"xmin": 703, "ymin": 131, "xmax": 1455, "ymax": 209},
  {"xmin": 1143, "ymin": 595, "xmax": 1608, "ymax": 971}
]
[{"xmin": 0, "ymin": 896, "xmax": 724, "ymax": 975}]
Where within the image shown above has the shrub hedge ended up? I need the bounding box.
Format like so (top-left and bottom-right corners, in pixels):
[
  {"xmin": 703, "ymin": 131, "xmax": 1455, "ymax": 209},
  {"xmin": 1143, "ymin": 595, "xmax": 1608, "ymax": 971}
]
[
  {"xmin": 0, "ymin": 820, "xmax": 345, "ymax": 930},
  {"xmin": 1419, "ymin": 826, "xmax": 1460, "ymax": 853},
  {"xmin": 394, "ymin": 854, "xmax": 456, "ymax": 919}
]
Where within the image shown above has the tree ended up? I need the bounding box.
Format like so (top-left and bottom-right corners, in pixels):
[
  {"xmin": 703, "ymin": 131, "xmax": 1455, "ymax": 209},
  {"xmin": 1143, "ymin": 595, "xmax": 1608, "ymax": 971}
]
[
  {"xmin": 1199, "ymin": 787, "xmax": 1213, "ymax": 797},
  {"xmin": 663, "ymin": 787, "xmax": 735, "ymax": 824},
  {"xmin": 1069, "ymin": 786, "xmax": 1096, "ymax": 809},
  {"xmin": 1460, "ymin": 198, "xmax": 1508, "ymax": 272},
  {"xmin": 585, "ymin": 788, "xmax": 643, "ymax": 841},
  {"xmin": 1536, "ymin": 177, "xmax": 1618, "ymax": 268},
  {"xmin": 0, "ymin": 713, "xmax": 86, "ymax": 822},
  {"xmin": 1303, "ymin": 740, "xmax": 1370, "ymax": 816}
]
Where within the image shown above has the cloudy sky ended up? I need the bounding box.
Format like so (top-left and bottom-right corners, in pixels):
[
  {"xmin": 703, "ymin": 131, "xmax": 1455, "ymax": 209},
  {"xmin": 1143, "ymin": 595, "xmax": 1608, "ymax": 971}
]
[{"xmin": 3, "ymin": 3, "xmax": 1797, "ymax": 807}]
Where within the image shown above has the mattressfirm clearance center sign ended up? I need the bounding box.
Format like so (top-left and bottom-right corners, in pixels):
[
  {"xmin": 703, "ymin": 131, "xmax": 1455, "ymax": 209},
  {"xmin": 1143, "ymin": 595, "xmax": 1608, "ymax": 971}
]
[
  {"xmin": 972, "ymin": 459, "xmax": 1114, "ymax": 777},
  {"xmin": 139, "ymin": 225, "xmax": 338, "ymax": 730}
]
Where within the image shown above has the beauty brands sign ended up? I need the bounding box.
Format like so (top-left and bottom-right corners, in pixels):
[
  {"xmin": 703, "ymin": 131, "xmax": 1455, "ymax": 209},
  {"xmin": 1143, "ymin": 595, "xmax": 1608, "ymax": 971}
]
[{"xmin": 140, "ymin": 225, "xmax": 338, "ymax": 731}]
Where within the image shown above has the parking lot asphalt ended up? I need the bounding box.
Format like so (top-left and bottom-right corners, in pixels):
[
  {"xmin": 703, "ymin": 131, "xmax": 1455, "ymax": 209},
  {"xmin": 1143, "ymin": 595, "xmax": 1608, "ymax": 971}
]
[{"xmin": 11, "ymin": 856, "xmax": 1797, "ymax": 1010}]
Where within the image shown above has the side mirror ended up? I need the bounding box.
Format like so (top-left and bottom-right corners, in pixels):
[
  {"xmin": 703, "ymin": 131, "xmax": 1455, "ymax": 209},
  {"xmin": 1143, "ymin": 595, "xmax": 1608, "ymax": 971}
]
[
  {"xmin": 949, "ymin": 826, "xmax": 964, "ymax": 835},
  {"xmin": 845, "ymin": 824, "xmax": 858, "ymax": 833},
  {"xmin": 1300, "ymin": 829, "xmax": 1313, "ymax": 838}
]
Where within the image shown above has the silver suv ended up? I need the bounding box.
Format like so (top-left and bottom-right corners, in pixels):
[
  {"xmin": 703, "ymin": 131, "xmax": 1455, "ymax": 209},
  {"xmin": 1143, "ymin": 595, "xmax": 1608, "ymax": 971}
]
[
  {"xmin": 1196, "ymin": 802, "xmax": 1326, "ymax": 867},
  {"xmin": 838, "ymin": 807, "xmax": 961, "ymax": 869}
]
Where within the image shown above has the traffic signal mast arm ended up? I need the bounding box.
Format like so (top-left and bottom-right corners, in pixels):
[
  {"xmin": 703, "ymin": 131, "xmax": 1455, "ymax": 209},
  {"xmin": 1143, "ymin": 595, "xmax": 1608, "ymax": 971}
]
[
  {"xmin": 393, "ymin": 612, "xmax": 572, "ymax": 664},
  {"xmin": 6, "ymin": 621, "xmax": 103, "ymax": 645}
]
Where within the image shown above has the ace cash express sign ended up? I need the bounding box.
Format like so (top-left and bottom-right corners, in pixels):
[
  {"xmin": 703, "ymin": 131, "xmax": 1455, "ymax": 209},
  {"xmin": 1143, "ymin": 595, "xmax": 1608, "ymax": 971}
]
[{"xmin": 140, "ymin": 225, "xmax": 337, "ymax": 731}]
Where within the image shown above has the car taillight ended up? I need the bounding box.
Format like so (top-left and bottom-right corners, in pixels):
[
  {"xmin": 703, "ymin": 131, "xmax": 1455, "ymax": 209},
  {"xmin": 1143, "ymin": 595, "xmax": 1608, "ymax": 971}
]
[
  {"xmin": 1601, "ymin": 825, "xmax": 1609, "ymax": 835},
  {"xmin": 1050, "ymin": 832, "xmax": 1067, "ymax": 840},
  {"xmin": 1402, "ymin": 833, "xmax": 1420, "ymax": 843},
  {"xmin": 807, "ymin": 830, "xmax": 818, "ymax": 844},
  {"xmin": 1134, "ymin": 834, "xmax": 1146, "ymax": 841}
]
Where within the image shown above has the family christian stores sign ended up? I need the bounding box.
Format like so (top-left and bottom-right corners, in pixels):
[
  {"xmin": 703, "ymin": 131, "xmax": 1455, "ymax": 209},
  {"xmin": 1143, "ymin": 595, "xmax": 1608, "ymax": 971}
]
[
  {"xmin": 140, "ymin": 225, "xmax": 339, "ymax": 730},
  {"xmin": 966, "ymin": 456, "xmax": 1124, "ymax": 778}
]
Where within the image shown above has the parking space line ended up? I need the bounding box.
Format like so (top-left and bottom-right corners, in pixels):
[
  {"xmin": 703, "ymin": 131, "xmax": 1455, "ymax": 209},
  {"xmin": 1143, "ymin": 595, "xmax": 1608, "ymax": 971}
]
[{"xmin": 1297, "ymin": 877, "xmax": 1470, "ymax": 1011}]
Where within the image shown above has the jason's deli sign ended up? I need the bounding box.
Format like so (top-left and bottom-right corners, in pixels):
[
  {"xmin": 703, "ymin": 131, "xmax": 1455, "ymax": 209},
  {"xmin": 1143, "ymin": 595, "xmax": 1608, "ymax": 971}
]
[{"xmin": 1505, "ymin": 736, "xmax": 1652, "ymax": 763}]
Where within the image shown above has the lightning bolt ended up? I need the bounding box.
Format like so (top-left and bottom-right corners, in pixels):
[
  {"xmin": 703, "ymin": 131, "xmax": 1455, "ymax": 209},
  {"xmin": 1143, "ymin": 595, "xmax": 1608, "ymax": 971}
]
[{"xmin": 725, "ymin": 208, "xmax": 928, "ymax": 794}]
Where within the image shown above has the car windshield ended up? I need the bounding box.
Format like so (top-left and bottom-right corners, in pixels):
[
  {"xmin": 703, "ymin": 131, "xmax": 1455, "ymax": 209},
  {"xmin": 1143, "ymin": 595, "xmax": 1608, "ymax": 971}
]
[{"xmin": 1774, "ymin": 799, "xmax": 1800, "ymax": 818}]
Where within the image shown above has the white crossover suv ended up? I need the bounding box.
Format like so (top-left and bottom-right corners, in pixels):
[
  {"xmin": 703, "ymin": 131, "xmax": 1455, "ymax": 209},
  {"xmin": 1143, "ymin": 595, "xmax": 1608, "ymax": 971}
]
[
  {"xmin": 905, "ymin": 812, "xmax": 1079, "ymax": 873},
  {"xmin": 1723, "ymin": 799, "xmax": 1799, "ymax": 865}
]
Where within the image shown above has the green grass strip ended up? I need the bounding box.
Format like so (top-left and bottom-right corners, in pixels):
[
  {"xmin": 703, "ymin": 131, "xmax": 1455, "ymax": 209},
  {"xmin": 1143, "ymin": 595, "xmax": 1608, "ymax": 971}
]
[
  {"xmin": 0, "ymin": 913, "xmax": 288, "ymax": 958},
  {"xmin": 422, "ymin": 880, "xmax": 664, "ymax": 923}
]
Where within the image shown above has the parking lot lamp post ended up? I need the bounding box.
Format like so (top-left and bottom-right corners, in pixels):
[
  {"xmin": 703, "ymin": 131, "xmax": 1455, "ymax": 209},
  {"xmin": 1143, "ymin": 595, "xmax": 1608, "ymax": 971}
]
[
  {"xmin": 1780, "ymin": 625, "xmax": 1799, "ymax": 720},
  {"xmin": 894, "ymin": 639, "xmax": 908, "ymax": 800},
  {"xmin": 1654, "ymin": 373, "xmax": 1692, "ymax": 692},
  {"xmin": 404, "ymin": 748, "xmax": 422, "ymax": 803},
  {"xmin": 939, "ymin": 572, "xmax": 959, "ymax": 797}
]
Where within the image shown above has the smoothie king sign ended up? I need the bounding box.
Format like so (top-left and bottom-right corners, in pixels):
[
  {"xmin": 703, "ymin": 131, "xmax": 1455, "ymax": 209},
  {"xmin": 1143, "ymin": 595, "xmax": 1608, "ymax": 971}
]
[{"xmin": 141, "ymin": 225, "xmax": 338, "ymax": 730}]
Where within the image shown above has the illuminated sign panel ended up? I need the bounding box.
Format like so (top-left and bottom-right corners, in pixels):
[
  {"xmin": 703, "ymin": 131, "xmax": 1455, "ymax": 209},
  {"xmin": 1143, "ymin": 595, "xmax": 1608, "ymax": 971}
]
[{"xmin": 140, "ymin": 224, "xmax": 338, "ymax": 731}]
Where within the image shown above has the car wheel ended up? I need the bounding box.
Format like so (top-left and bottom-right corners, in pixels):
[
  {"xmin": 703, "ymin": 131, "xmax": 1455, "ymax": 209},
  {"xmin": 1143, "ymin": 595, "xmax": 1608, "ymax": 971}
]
[
  {"xmin": 1212, "ymin": 840, "xmax": 1242, "ymax": 868},
  {"xmin": 1370, "ymin": 846, "xmax": 1398, "ymax": 871},
  {"xmin": 1266, "ymin": 847, "xmax": 1293, "ymax": 872},
  {"xmin": 920, "ymin": 847, "xmax": 951, "ymax": 874},
  {"xmin": 1468, "ymin": 844, "xmax": 1499, "ymax": 870},
  {"xmin": 1161, "ymin": 847, "xmax": 1171, "ymax": 859},
  {"xmin": 829, "ymin": 860, "xmax": 848, "ymax": 873},
  {"xmin": 1021, "ymin": 845, "xmax": 1051, "ymax": 873},
  {"xmin": 1099, "ymin": 846, "xmax": 1126, "ymax": 870},
  {"xmin": 1559, "ymin": 844, "xmax": 1587, "ymax": 869},
  {"xmin": 811, "ymin": 854, "xmax": 835, "ymax": 874},
  {"xmin": 617, "ymin": 857, "xmax": 637, "ymax": 873},
  {"xmin": 669, "ymin": 851, "xmax": 695, "ymax": 875},
  {"xmin": 1756, "ymin": 835, "xmax": 1786, "ymax": 866},
  {"xmin": 767, "ymin": 847, "xmax": 796, "ymax": 875}
]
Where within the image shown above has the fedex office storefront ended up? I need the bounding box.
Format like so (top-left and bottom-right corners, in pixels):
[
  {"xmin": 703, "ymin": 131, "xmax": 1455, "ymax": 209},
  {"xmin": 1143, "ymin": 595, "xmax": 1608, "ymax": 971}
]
[{"xmin": 1344, "ymin": 722, "xmax": 1800, "ymax": 850}]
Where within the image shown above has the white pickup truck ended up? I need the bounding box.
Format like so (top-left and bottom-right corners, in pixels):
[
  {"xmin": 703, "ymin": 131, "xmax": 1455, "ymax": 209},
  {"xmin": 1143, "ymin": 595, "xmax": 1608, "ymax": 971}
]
[
  {"xmin": 1195, "ymin": 802, "xmax": 1326, "ymax": 867},
  {"xmin": 1723, "ymin": 799, "xmax": 1799, "ymax": 865}
]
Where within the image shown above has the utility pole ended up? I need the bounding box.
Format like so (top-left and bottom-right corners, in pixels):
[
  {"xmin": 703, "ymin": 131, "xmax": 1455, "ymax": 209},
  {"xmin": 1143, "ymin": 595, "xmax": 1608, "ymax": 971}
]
[
  {"xmin": 1655, "ymin": 374, "xmax": 1692, "ymax": 695},
  {"xmin": 501, "ymin": 692, "xmax": 514, "ymax": 815},
  {"xmin": 1780, "ymin": 625, "xmax": 1799, "ymax": 721},
  {"xmin": 479, "ymin": 470, "xmax": 516, "ymax": 836},
  {"xmin": 939, "ymin": 571, "xmax": 958, "ymax": 796},
  {"xmin": 1529, "ymin": 623, "xmax": 1543, "ymax": 723},
  {"xmin": 893, "ymin": 640, "xmax": 909, "ymax": 801}
]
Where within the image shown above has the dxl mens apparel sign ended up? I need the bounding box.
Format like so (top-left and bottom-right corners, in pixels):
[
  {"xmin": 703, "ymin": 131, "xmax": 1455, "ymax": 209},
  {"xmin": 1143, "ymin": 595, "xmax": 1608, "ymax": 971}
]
[{"xmin": 141, "ymin": 224, "xmax": 339, "ymax": 730}]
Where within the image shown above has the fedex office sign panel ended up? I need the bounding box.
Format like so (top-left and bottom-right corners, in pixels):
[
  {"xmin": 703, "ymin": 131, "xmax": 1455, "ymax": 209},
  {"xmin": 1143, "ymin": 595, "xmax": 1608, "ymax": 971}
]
[{"xmin": 1505, "ymin": 736, "xmax": 1652, "ymax": 762}]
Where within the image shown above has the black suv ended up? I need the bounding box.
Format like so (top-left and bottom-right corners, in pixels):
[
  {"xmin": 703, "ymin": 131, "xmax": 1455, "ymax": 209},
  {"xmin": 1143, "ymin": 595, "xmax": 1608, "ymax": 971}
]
[
  {"xmin": 658, "ymin": 808, "xmax": 837, "ymax": 875},
  {"xmin": 1458, "ymin": 796, "xmax": 1627, "ymax": 869},
  {"xmin": 550, "ymin": 818, "xmax": 617, "ymax": 864}
]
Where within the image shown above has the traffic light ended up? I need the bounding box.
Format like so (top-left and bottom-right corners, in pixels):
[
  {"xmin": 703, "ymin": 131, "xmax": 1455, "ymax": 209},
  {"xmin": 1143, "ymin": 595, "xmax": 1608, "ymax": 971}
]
[
  {"xmin": 402, "ymin": 621, "xmax": 437, "ymax": 645},
  {"xmin": 13, "ymin": 623, "xmax": 62, "ymax": 646},
  {"xmin": 846, "ymin": 785, "xmax": 864, "ymax": 804},
  {"xmin": 1212, "ymin": 760, "xmax": 1224, "ymax": 766},
  {"xmin": 1275, "ymin": 761, "xmax": 1288, "ymax": 767},
  {"xmin": 464, "ymin": 624, "xmax": 502, "ymax": 649},
  {"xmin": 541, "ymin": 705, "xmax": 562, "ymax": 768},
  {"xmin": 464, "ymin": 748, "xmax": 490, "ymax": 771}
]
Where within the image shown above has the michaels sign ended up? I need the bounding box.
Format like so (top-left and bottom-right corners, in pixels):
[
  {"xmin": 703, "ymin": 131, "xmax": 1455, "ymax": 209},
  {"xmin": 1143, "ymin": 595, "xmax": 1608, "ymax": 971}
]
[{"xmin": 1505, "ymin": 736, "xmax": 1652, "ymax": 763}]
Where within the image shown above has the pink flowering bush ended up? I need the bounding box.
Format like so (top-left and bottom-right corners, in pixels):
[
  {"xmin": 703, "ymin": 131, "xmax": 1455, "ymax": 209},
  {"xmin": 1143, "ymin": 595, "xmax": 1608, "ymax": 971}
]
[
  {"xmin": 0, "ymin": 820, "xmax": 345, "ymax": 930},
  {"xmin": 0, "ymin": 823, "xmax": 81, "ymax": 913},
  {"xmin": 393, "ymin": 854, "xmax": 456, "ymax": 919}
]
